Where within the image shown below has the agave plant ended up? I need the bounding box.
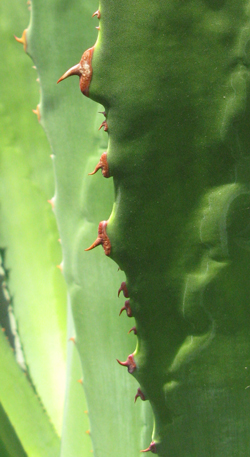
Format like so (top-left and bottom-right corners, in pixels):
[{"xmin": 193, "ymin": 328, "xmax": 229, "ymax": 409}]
[{"xmin": 1, "ymin": 0, "xmax": 250, "ymax": 456}]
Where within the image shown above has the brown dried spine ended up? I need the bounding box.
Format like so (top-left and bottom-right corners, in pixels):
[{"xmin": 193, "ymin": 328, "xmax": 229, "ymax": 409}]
[
  {"xmin": 128, "ymin": 326, "xmax": 137, "ymax": 335},
  {"xmin": 57, "ymin": 47, "xmax": 94, "ymax": 97},
  {"xmin": 99, "ymin": 120, "xmax": 108, "ymax": 132},
  {"xmin": 85, "ymin": 221, "xmax": 111, "ymax": 256},
  {"xmin": 116, "ymin": 354, "xmax": 136, "ymax": 373},
  {"xmin": 118, "ymin": 281, "xmax": 129, "ymax": 298},
  {"xmin": 119, "ymin": 300, "xmax": 132, "ymax": 317},
  {"xmin": 140, "ymin": 442, "xmax": 157, "ymax": 454},
  {"xmin": 88, "ymin": 152, "xmax": 110, "ymax": 178},
  {"xmin": 134, "ymin": 388, "xmax": 146, "ymax": 403}
]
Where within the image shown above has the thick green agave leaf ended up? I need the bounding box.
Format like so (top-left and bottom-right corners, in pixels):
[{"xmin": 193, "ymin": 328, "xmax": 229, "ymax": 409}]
[
  {"xmin": 0, "ymin": 0, "xmax": 67, "ymax": 435},
  {"xmin": 87, "ymin": 1, "xmax": 250, "ymax": 456}
]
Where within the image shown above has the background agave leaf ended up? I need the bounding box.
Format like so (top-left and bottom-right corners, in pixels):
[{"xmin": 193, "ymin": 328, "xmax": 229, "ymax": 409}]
[
  {"xmin": 0, "ymin": 0, "xmax": 66, "ymax": 437},
  {"xmin": 0, "ymin": 327, "xmax": 60, "ymax": 457},
  {"xmin": 7, "ymin": 0, "xmax": 250, "ymax": 455},
  {"xmin": 60, "ymin": 304, "xmax": 92, "ymax": 456},
  {"xmin": 0, "ymin": 403, "xmax": 27, "ymax": 457},
  {"xmin": 27, "ymin": 0, "xmax": 154, "ymax": 455}
]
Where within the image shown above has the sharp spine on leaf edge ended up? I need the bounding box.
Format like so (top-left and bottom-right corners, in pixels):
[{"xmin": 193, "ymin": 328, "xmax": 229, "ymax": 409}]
[
  {"xmin": 116, "ymin": 354, "xmax": 136, "ymax": 373},
  {"xmin": 85, "ymin": 221, "xmax": 111, "ymax": 256},
  {"xmin": 57, "ymin": 47, "xmax": 94, "ymax": 97},
  {"xmin": 140, "ymin": 442, "xmax": 157, "ymax": 453}
]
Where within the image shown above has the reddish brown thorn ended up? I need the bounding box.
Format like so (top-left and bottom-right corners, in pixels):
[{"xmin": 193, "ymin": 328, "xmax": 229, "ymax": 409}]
[
  {"xmin": 14, "ymin": 29, "xmax": 27, "ymax": 52},
  {"xmin": 57, "ymin": 47, "xmax": 94, "ymax": 97},
  {"xmin": 99, "ymin": 120, "xmax": 108, "ymax": 132},
  {"xmin": 140, "ymin": 442, "xmax": 157, "ymax": 454},
  {"xmin": 92, "ymin": 10, "xmax": 101, "ymax": 19},
  {"xmin": 88, "ymin": 152, "xmax": 110, "ymax": 178},
  {"xmin": 134, "ymin": 388, "xmax": 146, "ymax": 403},
  {"xmin": 116, "ymin": 354, "xmax": 136, "ymax": 374},
  {"xmin": 77, "ymin": 379, "xmax": 83, "ymax": 385},
  {"xmin": 119, "ymin": 300, "xmax": 132, "ymax": 317},
  {"xmin": 128, "ymin": 326, "xmax": 137, "ymax": 335},
  {"xmin": 85, "ymin": 430, "xmax": 90, "ymax": 435},
  {"xmin": 118, "ymin": 281, "xmax": 129, "ymax": 298},
  {"xmin": 99, "ymin": 111, "xmax": 107, "ymax": 117},
  {"xmin": 96, "ymin": 26, "xmax": 100, "ymax": 30},
  {"xmin": 85, "ymin": 221, "xmax": 111, "ymax": 256},
  {"xmin": 68, "ymin": 337, "xmax": 76, "ymax": 344},
  {"xmin": 32, "ymin": 105, "xmax": 41, "ymax": 122},
  {"xmin": 84, "ymin": 237, "xmax": 102, "ymax": 251}
]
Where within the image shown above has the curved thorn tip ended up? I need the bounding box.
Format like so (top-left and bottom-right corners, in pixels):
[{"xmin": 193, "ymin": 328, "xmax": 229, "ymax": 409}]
[
  {"xmin": 84, "ymin": 237, "xmax": 102, "ymax": 252},
  {"xmin": 134, "ymin": 388, "xmax": 146, "ymax": 403},
  {"xmin": 140, "ymin": 442, "xmax": 157, "ymax": 454},
  {"xmin": 116, "ymin": 359, "xmax": 127, "ymax": 367},
  {"xmin": 119, "ymin": 306, "xmax": 126, "ymax": 316},
  {"xmin": 88, "ymin": 163, "xmax": 102, "ymax": 176},
  {"xmin": 128, "ymin": 326, "xmax": 137, "ymax": 335},
  {"xmin": 116, "ymin": 354, "xmax": 136, "ymax": 373},
  {"xmin": 57, "ymin": 63, "xmax": 81, "ymax": 84}
]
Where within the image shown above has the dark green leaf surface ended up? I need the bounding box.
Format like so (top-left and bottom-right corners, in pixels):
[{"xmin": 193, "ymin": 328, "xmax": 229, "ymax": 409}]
[{"xmin": 88, "ymin": 1, "xmax": 250, "ymax": 455}]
